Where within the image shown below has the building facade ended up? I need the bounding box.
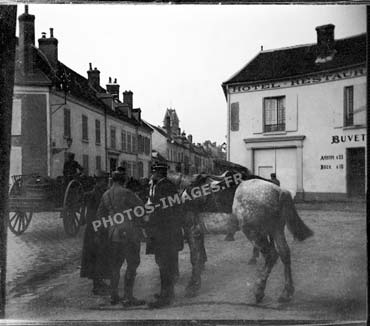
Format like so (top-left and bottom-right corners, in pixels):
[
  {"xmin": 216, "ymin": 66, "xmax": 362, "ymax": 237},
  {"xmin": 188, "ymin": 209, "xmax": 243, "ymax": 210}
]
[
  {"xmin": 223, "ymin": 24, "xmax": 366, "ymax": 200},
  {"xmin": 11, "ymin": 7, "xmax": 152, "ymax": 180}
]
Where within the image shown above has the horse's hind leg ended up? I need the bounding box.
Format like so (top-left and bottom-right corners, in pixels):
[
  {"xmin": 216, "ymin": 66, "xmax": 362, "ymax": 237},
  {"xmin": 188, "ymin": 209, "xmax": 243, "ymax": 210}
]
[
  {"xmin": 185, "ymin": 223, "xmax": 203, "ymax": 298},
  {"xmin": 248, "ymin": 246, "xmax": 260, "ymax": 265},
  {"xmin": 245, "ymin": 230, "xmax": 278, "ymax": 303},
  {"xmin": 273, "ymin": 229, "xmax": 294, "ymax": 302}
]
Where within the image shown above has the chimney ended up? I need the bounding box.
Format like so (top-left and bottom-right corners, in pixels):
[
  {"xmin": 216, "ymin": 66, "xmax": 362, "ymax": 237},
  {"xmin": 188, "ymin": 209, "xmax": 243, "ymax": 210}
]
[
  {"xmin": 132, "ymin": 108, "xmax": 141, "ymax": 122},
  {"xmin": 315, "ymin": 24, "xmax": 336, "ymax": 63},
  {"xmin": 87, "ymin": 63, "xmax": 100, "ymax": 90},
  {"xmin": 123, "ymin": 90, "xmax": 133, "ymax": 110},
  {"xmin": 38, "ymin": 28, "xmax": 58, "ymax": 69},
  {"xmin": 106, "ymin": 77, "xmax": 120, "ymax": 100},
  {"xmin": 187, "ymin": 134, "xmax": 193, "ymax": 144},
  {"xmin": 18, "ymin": 5, "xmax": 35, "ymax": 74}
]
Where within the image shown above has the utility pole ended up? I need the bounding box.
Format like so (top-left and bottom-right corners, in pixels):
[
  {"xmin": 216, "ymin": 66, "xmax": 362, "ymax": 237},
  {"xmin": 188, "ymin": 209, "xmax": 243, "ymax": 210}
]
[{"xmin": 0, "ymin": 5, "xmax": 17, "ymax": 317}]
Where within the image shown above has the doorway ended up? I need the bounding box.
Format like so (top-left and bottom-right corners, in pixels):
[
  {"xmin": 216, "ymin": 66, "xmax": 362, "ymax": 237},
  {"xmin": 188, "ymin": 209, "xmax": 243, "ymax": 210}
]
[
  {"xmin": 347, "ymin": 147, "xmax": 365, "ymax": 197},
  {"xmin": 109, "ymin": 157, "xmax": 117, "ymax": 173}
]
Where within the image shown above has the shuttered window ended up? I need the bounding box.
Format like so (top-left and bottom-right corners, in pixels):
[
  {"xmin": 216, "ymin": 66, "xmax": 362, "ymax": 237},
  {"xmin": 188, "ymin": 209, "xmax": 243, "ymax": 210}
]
[
  {"xmin": 121, "ymin": 131, "xmax": 126, "ymax": 152},
  {"xmin": 64, "ymin": 108, "xmax": 71, "ymax": 138},
  {"xmin": 144, "ymin": 137, "xmax": 150, "ymax": 155},
  {"xmin": 230, "ymin": 102, "xmax": 239, "ymax": 131},
  {"xmin": 95, "ymin": 120, "xmax": 101, "ymax": 145},
  {"xmin": 132, "ymin": 135, "xmax": 137, "ymax": 153},
  {"xmin": 344, "ymin": 86, "xmax": 354, "ymax": 126},
  {"xmin": 82, "ymin": 154, "xmax": 89, "ymax": 174},
  {"xmin": 263, "ymin": 97, "xmax": 285, "ymax": 132},
  {"xmin": 82, "ymin": 115, "xmax": 88, "ymax": 141},
  {"xmin": 96, "ymin": 155, "xmax": 101, "ymax": 171},
  {"xmin": 127, "ymin": 133, "xmax": 132, "ymax": 153},
  {"xmin": 110, "ymin": 126, "xmax": 116, "ymax": 149},
  {"xmin": 138, "ymin": 161, "xmax": 144, "ymax": 178}
]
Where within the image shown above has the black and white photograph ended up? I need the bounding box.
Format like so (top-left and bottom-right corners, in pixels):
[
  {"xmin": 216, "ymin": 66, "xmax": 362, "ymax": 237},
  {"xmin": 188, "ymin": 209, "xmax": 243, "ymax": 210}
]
[{"xmin": 0, "ymin": 2, "xmax": 367, "ymax": 324}]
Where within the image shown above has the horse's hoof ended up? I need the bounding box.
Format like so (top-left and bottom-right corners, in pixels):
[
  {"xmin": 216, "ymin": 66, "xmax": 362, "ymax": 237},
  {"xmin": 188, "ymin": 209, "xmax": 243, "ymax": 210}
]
[
  {"xmin": 185, "ymin": 287, "xmax": 198, "ymax": 298},
  {"xmin": 248, "ymin": 258, "xmax": 257, "ymax": 265},
  {"xmin": 185, "ymin": 283, "xmax": 200, "ymax": 298},
  {"xmin": 255, "ymin": 292, "xmax": 264, "ymax": 303},
  {"xmin": 224, "ymin": 234, "xmax": 235, "ymax": 241},
  {"xmin": 278, "ymin": 294, "xmax": 292, "ymax": 303},
  {"xmin": 278, "ymin": 287, "xmax": 294, "ymax": 303}
]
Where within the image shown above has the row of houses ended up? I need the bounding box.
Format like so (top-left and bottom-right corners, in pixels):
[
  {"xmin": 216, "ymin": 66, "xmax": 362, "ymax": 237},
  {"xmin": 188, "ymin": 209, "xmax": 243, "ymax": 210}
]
[
  {"xmin": 10, "ymin": 6, "xmax": 222, "ymax": 180},
  {"xmin": 150, "ymin": 109, "xmax": 226, "ymax": 175}
]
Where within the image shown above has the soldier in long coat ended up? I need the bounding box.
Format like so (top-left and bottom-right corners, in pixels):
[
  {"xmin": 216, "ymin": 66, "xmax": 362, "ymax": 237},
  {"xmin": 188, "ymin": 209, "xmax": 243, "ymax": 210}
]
[
  {"xmin": 97, "ymin": 170, "xmax": 146, "ymax": 306},
  {"xmin": 80, "ymin": 170, "xmax": 111, "ymax": 295},
  {"xmin": 146, "ymin": 163, "xmax": 184, "ymax": 309}
]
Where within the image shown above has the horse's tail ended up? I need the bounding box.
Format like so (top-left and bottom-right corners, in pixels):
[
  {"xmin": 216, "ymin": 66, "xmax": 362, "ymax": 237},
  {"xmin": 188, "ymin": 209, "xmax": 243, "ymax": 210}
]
[{"xmin": 280, "ymin": 190, "xmax": 313, "ymax": 241}]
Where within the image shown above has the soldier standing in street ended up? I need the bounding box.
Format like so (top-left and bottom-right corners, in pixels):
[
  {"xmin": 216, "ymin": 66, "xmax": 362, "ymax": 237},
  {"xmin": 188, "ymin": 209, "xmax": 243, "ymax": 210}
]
[
  {"xmin": 97, "ymin": 169, "xmax": 146, "ymax": 306},
  {"xmin": 80, "ymin": 170, "xmax": 111, "ymax": 295},
  {"xmin": 146, "ymin": 163, "xmax": 184, "ymax": 309}
]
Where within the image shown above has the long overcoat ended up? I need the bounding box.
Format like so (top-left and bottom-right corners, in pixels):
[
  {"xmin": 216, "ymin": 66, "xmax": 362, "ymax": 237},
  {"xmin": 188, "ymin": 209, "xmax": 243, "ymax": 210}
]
[
  {"xmin": 97, "ymin": 184, "xmax": 144, "ymax": 244},
  {"xmin": 145, "ymin": 178, "xmax": 184, "ymax": 255},
  {"xmin": 80, "ymin": 184, "xmax": 111, "ymax": 279}
]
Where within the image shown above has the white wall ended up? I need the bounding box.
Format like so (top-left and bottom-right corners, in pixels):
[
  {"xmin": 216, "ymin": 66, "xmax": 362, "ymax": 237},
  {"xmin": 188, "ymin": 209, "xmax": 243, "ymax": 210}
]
[{"xmin": 228, "ymin": 70, "xmax": 366, "ymax": 195}]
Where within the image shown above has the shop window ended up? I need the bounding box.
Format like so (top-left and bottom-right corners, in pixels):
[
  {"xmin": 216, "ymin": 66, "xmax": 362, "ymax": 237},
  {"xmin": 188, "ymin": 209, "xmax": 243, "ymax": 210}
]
[
  {"xmin": 344, "ymin": 86, "xmax": 354, "ymax": 126},
  {"xmin": 263, "ymin": 96, "xmax": 285, "ymax": 132}
]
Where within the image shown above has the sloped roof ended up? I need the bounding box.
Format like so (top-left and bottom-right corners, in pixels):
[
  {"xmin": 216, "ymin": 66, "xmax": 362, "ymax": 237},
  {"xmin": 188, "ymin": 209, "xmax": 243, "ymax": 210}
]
[
  {"xmin": 15, "ymin": 44, "xmax": 150, "ymax": 129},
  {"xmin": 223, "ymin": 33, "xmax": 366, "ymax": 88}
]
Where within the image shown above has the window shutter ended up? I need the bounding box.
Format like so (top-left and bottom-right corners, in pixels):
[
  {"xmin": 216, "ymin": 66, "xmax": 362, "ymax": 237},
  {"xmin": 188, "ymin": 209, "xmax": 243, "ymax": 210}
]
[
  {"xmin": 286, "ymin": 95, "xmax": 297, "ymax": 131},
  {"xmin": 230, "ymin": 102, "xmax": 239, "ymax": 131},
  {"xmin": 64, "ymin": 108, "xmax": 71, "ymax": 137},
  {"xmin": 12, "ymin": 99, "xmax": 22, "ymax": 136},
  {"xmin": 95, "ymin": 120, "xmax": 101, "ymax": 144},
  {"xmin": 354, "ymin": 83, "xmax": 366, "ymax": 125},
  {"xmin": 82, "ymin": 115, "xmax": 88, "ymax": 140}
]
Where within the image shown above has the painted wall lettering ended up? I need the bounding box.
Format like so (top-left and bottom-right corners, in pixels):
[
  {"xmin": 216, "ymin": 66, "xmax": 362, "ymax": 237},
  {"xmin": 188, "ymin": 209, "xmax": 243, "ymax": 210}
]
[
  {"xmin": 331, "ymin": 133, "xmax": 366, "ymax": 144},
  {"xmin": 228, "ymin": 68, "xmax": 366, "ymax": 94}
]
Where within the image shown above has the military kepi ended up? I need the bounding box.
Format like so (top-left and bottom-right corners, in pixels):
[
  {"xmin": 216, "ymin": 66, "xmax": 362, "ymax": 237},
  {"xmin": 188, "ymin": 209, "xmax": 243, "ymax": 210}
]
[{"xmin": 151, "ymin": 163, "xmax": 168, "ymax": 172}]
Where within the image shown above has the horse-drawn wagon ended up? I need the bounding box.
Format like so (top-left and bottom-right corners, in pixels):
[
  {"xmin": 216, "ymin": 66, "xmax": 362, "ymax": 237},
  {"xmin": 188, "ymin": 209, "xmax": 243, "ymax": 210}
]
[{"xmin": 8, "ymin": 174, "xmax": 95, "ymax": 236}]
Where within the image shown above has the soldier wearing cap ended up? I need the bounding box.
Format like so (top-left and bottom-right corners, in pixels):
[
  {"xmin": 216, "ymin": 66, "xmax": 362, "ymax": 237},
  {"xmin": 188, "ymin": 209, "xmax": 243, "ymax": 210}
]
[
  {"xmin": 146, "ymin": 163, "xmax": 184, "ymax": 309},
  {"xmin": 96, "ymin": 168, "xmax": 146, "ymax": 306},
  {"xmin": 80, "ymin": 170, "xmax": 110, "ymax": 295}
]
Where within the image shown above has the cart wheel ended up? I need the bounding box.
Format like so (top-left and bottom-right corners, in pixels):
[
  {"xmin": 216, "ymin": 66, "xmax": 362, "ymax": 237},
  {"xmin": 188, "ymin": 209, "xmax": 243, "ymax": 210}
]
[
  {"xmin": 62, "ymin": 179, "xmax": 83, "ymax": 236},
  {"xmin": 8, "ymin": 210, "xmax": 33, "ymax": 235}
]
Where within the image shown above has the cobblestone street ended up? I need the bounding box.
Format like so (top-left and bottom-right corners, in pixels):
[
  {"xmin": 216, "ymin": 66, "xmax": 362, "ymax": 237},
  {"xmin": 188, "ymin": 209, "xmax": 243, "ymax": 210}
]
[
  {"xmin": 5, "ymin": 202, "xmax": 367, "ymax": 321},
  {"xmin": 6, "ymin": 212, "xmax": 83, "ymax": 302}
]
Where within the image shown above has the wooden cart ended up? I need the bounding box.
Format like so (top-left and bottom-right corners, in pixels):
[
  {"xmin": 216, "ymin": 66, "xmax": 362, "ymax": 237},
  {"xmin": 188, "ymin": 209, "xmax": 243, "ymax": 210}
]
[{"xmin": 8, "ymin": 174, "xmax": 94, "ymax": 236}]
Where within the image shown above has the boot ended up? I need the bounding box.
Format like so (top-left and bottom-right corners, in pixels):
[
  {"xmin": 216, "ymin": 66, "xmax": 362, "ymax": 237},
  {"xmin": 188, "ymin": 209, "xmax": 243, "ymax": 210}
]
[
  {"xmin": 122, "ymin": 273, "xmax": 145, "ymax": 307},
  {"xmin": 92, "ymin": 279, "xmax": 110, "ymax": 296},
  {"xmin": 148, "ymin": 276, "xmax": 174, "ymax": 309}
]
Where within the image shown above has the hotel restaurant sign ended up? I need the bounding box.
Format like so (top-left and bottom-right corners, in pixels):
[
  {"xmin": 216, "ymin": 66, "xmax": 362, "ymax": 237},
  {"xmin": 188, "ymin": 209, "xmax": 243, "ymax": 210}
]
[{"xmin": 228, "ymin": 67, "xmax": 366, "ymax": 93}]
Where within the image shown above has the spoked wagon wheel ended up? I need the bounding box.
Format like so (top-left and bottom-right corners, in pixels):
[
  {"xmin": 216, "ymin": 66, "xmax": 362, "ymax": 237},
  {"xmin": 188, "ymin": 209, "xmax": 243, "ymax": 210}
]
[
  {"xmin": 8, "ymin": 210, "xmax": 33, "ymax": 235},
  {"xmin": 61, "ymin": 179, "xmax": 84, "ymax": 236}
]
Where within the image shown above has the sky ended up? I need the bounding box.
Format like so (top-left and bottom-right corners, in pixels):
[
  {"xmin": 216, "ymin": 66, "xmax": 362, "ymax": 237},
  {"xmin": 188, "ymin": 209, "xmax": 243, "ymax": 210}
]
[{"xmin": 18, "ymin": 4, "xmax": 366, "ymax": 145}]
